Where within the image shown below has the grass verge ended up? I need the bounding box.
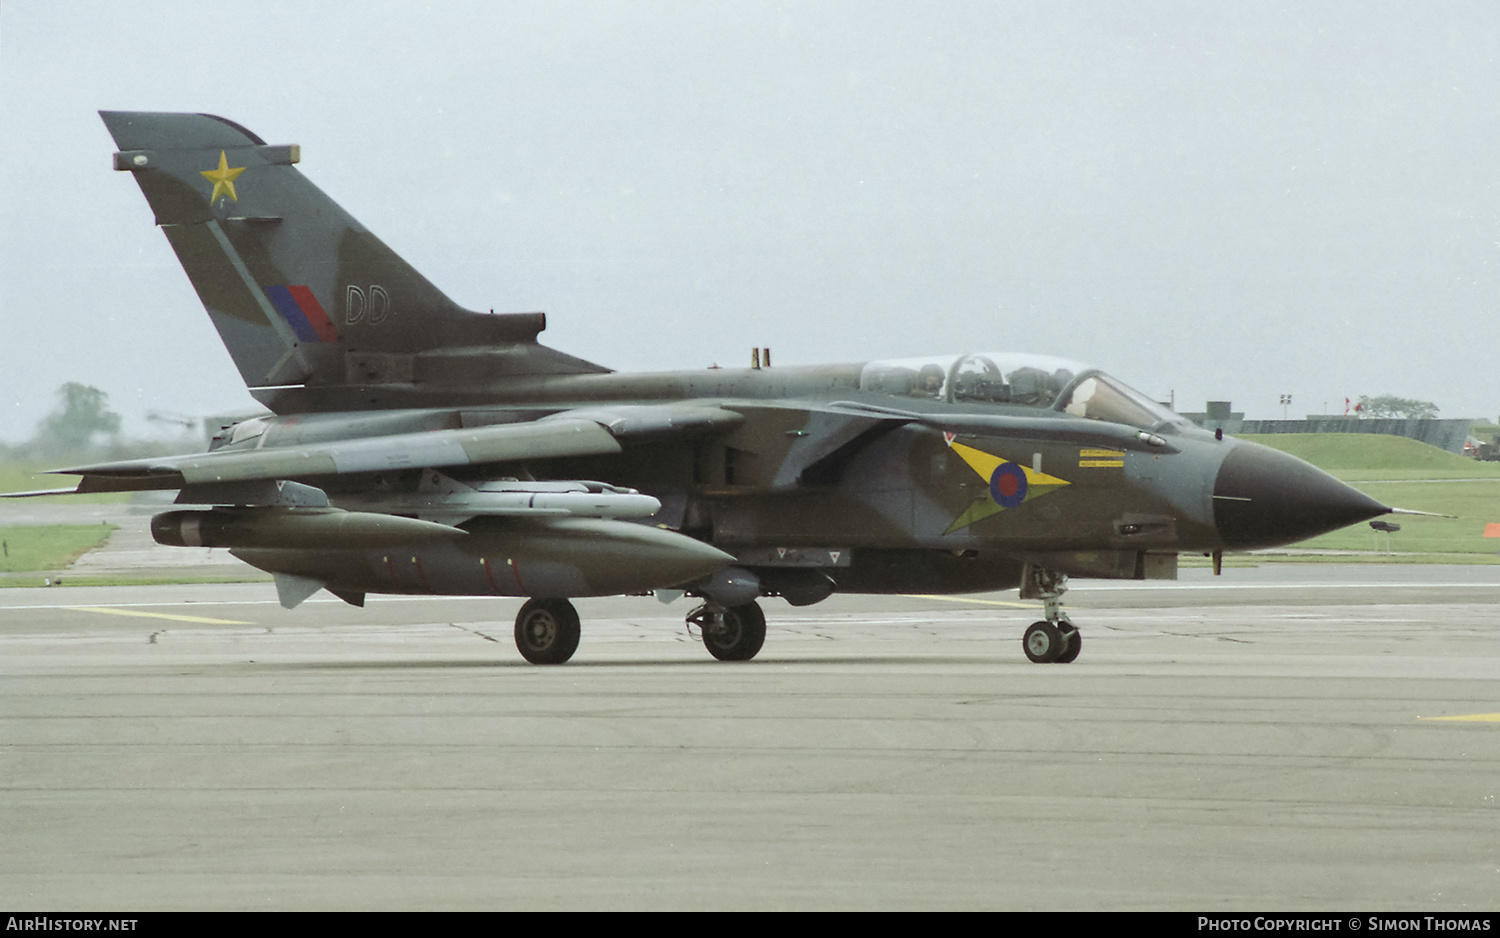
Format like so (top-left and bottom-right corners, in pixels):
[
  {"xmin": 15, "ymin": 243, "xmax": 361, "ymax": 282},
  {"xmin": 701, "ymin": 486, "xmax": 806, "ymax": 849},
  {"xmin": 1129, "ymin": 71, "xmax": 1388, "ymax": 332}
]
[
  {"xmin": 0, "ymin": 524, "xmax": 118, "ymax": 572},
  {"xmin": 0, "ymin": 573, "xmax": 270, "ymax": 588},
  {"xmin": 1241, "ymin": 434, "xmax": 1500, "ymax": 557},
  {"xmin": 0, "ymin": 463, "xmax": 131, "ymax": 503}
]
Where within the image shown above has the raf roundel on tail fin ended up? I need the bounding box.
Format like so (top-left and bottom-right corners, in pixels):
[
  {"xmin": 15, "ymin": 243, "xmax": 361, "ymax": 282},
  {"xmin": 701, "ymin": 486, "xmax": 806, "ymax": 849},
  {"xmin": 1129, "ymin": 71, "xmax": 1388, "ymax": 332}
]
[{"xmin": 100, "ymin": 111, "xmax": 607, "ymax": 412}]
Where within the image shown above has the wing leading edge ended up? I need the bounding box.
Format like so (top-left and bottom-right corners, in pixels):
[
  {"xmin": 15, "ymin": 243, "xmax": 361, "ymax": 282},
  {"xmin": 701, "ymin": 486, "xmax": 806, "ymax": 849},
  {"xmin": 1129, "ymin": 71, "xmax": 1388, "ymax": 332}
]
[{"xmin": 10, "ymin": 405, "xmax": 744, "ymax": 496}]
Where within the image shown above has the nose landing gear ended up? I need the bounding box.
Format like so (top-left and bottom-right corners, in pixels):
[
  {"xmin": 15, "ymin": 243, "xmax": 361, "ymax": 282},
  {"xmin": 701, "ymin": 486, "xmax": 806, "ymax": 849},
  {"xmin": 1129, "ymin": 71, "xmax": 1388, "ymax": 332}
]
[
  {"xmin": 1019, "ymin": 565, "xmax": 1080, "ymax": 664},
  {"xmin": 1023, "ymin": 619, "xmax": 1081, "ymax": 663}
]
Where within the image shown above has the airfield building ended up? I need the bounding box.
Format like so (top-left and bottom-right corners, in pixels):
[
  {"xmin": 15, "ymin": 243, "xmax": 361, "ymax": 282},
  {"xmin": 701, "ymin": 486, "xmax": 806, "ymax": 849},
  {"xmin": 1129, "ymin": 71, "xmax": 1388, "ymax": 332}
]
[{"xmin": 1181, "ymin": 402, "xmax": 1473, "ymax": 454}]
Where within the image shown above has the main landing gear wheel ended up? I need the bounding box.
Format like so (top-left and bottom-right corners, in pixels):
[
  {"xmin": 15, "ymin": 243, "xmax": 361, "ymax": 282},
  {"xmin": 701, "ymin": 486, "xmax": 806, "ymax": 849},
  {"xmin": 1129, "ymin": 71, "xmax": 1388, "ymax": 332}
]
[
  {"xmin": 699, "ymin": 600, "xmax": 766, "ymax": 662},
  {"xmin": 514, "ymin": 597, "xmax": 580, "ymax": 665}
]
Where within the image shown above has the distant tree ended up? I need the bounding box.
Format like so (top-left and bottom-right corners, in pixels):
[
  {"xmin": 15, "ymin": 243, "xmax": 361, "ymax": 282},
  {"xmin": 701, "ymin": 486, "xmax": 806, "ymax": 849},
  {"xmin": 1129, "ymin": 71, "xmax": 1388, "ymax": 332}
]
[
  {"xmin": 1357, "ymin": 395, "xmax": 1439, "ymax": 420},
  {"xmin": 33, "ymin": 383, "xmax": 122, "ymax": 454}
]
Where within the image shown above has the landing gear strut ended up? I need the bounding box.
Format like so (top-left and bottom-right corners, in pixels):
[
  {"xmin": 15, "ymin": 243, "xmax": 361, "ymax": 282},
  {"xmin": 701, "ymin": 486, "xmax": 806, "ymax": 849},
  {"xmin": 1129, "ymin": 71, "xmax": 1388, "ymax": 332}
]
[
  {"xmin": 1019, "ymin": 565, "xmax": 1080, "ymax": 664},
  {"xmin": 514, "ymin": 597, "xmax": 580, "ymax": 664},
  {"xmin": 688, "ymin": 600, "xmax": 766, "ymax": 662}
]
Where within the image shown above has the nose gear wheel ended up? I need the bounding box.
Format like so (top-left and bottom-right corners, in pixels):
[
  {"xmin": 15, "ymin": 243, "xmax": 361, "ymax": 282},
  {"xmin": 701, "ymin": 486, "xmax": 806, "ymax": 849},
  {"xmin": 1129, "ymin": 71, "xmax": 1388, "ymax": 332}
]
[{"xmin": 1019, "ymin": 564, "xmax": 1081, "ymax": 664}]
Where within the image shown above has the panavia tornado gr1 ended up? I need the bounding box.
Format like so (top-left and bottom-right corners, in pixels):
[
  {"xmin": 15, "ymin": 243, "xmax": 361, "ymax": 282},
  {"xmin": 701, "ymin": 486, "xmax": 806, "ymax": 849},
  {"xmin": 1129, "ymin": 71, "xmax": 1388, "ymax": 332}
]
[{"xmin": 14, "ymin": 111, "xmax": 1394, "ymax": 665}]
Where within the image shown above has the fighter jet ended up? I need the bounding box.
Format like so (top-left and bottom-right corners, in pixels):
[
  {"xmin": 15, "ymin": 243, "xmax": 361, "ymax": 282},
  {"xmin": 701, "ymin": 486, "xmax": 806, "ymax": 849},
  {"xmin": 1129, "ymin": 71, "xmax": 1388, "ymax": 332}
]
[{"xmin": 11, "ymin": 111, "xmax": 1393, "ymax": 665}]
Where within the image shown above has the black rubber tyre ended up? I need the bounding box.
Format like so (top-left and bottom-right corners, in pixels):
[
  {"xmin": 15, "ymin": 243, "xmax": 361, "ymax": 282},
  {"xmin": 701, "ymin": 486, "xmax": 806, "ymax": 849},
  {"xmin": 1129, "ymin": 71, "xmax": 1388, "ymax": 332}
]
[
  {"xmin": 514, "ymin": 598, "xmax": 581, "ymax": 665},
  {"xmin": 702, "ymin": 601, "xmax": 766, "ymax": 662},
  {"xmin": 1023, "ymin": 620, "xmax": 1063, "ymax": 663},
  {"xmin": 1055, "ymin": 623, "xmax": 1082, "ymax": 664}
]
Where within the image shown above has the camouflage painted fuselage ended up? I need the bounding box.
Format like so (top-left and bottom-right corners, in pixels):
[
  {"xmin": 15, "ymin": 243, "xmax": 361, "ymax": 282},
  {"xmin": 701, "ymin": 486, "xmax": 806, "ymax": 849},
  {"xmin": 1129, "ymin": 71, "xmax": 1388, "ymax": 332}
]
[{"xmin": 204, "ymin": 358, "xmax": 1364, "ymax": 601}]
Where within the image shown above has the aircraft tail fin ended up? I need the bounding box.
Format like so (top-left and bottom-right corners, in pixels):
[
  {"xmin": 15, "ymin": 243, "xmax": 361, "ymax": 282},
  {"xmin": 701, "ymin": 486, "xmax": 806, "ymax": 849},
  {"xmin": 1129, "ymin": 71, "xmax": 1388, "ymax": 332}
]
[{"xmin": 100, "ymin": 111, "xmax": 606, "ymax": 410}]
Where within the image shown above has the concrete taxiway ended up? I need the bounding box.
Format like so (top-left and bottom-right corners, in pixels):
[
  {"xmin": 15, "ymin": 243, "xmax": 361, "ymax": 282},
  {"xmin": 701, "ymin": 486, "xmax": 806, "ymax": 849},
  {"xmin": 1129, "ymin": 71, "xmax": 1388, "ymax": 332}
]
[{"xmin": 1, "ymin": 565, "xmax": 1498, "ymax": 910}]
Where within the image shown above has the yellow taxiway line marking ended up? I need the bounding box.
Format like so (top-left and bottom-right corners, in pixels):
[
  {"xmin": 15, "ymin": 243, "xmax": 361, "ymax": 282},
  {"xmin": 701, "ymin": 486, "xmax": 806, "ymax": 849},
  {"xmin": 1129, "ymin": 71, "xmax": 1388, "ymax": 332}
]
[
  {"xmin": 70, "ymin": 606, "xmax": 251, "ymax": 626},
  {"xmin": 902, "ymin": 594, "xmax": 1038, "ymax": 609},
  {"xmin": 1419, "ymin": 713, "xmax": 1500, "ymax": 723}
]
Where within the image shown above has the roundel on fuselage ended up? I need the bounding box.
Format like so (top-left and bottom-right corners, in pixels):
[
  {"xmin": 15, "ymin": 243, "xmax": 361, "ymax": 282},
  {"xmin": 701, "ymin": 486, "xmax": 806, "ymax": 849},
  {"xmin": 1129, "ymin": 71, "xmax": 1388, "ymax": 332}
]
[{"xmin": 989, "ymin": 462, "xmax": 1028, "ymax": 508}]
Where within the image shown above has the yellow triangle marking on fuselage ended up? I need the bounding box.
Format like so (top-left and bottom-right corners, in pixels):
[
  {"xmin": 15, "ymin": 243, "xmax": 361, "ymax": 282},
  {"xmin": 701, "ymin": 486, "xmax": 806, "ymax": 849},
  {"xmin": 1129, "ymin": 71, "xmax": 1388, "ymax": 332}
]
[
  {"xmin": 948, "ymin": 440, "xmax": 1070, "ymax": 488},
  {"xmin": 944, "ymin": 495, "xmax": 1005, "ymax": 533},
  {"xmin": 1419, "ymin": 713, "xmax": 1500, "ymax": 722}
]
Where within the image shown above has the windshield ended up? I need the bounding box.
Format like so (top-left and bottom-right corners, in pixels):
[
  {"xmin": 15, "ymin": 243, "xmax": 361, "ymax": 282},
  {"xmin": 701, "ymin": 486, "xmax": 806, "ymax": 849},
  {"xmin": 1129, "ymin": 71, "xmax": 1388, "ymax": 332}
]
[{"xmin": 1055, "ymin": 372, "xmax": 1185, "ymax": 431}]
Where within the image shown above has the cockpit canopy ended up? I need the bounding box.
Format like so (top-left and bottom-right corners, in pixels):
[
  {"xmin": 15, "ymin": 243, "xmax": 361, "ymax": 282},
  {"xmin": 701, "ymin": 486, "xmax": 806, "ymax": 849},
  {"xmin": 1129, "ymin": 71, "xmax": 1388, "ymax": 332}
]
[{"xmin": 858, "ymin": 352, "xmax": 1189, "ymax": 433}]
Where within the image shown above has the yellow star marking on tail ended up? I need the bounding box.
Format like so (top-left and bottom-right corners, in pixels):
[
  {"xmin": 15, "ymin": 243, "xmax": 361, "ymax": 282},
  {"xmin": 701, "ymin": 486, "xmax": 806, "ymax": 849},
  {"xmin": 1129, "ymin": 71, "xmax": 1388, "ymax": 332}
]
[{"xmin": 200, "ymin": 150, "xmax": 246, "ymax": 202}]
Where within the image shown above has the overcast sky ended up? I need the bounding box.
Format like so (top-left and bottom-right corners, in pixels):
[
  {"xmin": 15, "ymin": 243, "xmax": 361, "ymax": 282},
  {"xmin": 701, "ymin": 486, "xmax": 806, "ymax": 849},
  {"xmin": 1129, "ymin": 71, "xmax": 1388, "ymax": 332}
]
[{"xmin": 3, "ymin": 1, "xmax": 1498, "ymax": 442}]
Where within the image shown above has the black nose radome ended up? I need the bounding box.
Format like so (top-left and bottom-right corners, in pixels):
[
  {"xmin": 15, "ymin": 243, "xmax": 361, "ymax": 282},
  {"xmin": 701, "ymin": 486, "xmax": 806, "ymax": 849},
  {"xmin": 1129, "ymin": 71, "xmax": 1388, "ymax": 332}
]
[{"xmin": 1213, "ymin": 443, "xmax": 1389, "ymax": 549}]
